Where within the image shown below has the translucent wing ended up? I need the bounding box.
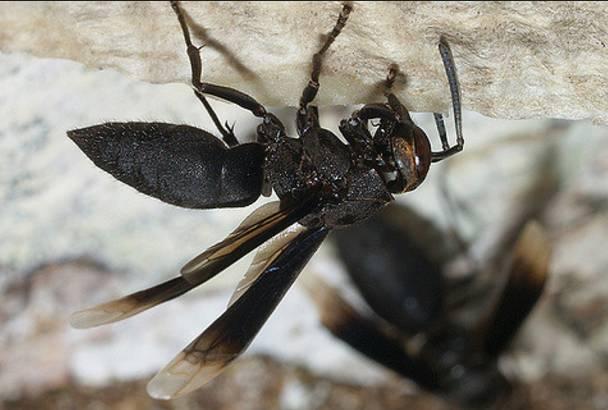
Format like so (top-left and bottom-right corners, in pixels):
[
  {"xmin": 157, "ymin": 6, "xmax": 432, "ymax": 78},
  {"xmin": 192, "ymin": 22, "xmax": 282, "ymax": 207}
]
[
  {"xmin": 147, "ymin": 225, "xmax": 328, "ymax": 399},
  {"xmin": 227, "ymin": 224, "xmax": 306, "ymax": 307},
  {"xmin": 180, "ymin": 198, "xmax": 316, "ymax": 284},
  {"xmin": 70, "ymin": 200, "xmax": 315, "ymax": 329},
  {"xmin": 70, "ymin": 276, "xmax": 192, "ymax": 329}
]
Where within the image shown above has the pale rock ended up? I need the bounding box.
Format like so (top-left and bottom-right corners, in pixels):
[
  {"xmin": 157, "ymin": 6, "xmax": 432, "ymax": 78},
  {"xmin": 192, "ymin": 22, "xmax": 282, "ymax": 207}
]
[
  {"xmin": 0, "ymin": 2, "xmax": 607, "ymax": 124},
  {"xmin": 1, "ymin": 4, "xmax": 608, "ymax": 400}
]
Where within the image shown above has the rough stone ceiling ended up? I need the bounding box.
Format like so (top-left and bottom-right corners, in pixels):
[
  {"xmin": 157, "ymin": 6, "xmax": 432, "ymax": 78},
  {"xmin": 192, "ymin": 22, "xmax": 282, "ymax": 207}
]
[{"xmin": 1, "ymin": 1, "xmax": 607, "ymax": 124}]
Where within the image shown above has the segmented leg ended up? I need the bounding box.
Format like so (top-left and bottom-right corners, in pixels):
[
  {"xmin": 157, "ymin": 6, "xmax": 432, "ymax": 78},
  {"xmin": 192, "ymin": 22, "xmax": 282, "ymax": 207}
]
[
  {"xmin": 383, "ymin": 64, "xmax": 413, "ymax": 122},
  {"xmin": 172, "ymin": 1, "xmax": 272, "ymax": 146},
  {"xmin": 341, "ymin": 99, "xmax": 400, "ymax": 164},
  {"xmin": 377, "ymin": 39, "xmax": 463, "ymax": 163},
  {"xmin": 171, "ymin": 1, "xmax": 237, "ymax": 146},
  {"xmin": 297, "ymin": 3, "xmax": 352, "ymax": 136}
]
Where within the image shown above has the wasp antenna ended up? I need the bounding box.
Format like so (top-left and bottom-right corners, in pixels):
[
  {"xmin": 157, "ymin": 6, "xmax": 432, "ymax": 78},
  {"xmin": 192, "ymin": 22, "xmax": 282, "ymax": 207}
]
[
  {"xmin": 438, "ymin": 36, "xmax": 463, "ymax": 149},
  {"xmin": 433, "ymin": 112, "xmax": 449, "ymax": 151}
]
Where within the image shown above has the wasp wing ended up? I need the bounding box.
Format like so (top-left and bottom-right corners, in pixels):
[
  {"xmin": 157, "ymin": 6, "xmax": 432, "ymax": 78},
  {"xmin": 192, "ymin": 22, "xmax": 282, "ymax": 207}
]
[
  {"xmin": 147, "ymin": 225, "xmax": 328, "ymax": 400},
  {"xmin": 227, "ymin": 224, "xmax": 306, "ymax": 307},
  {"xmin": 481, "ymin": 221, "xmax": 551, "ymax": 357},
  {"xmin": 68, "ymin": 122, "xmax": 264, "ymax": 209},
  {"xmin": 70, "ymin": 200, "xmax": 315, "ymax": 328},
  {"xmin": 70, "ymin": 276, "xmax": 192, "ymax": 329},
  {"xmin": 180, "ymin": 198, "xmax": 316, "ymax": 285},
  {"xmin": 304, "ymin": 277, "xmax": 439, "ymax": 391}
]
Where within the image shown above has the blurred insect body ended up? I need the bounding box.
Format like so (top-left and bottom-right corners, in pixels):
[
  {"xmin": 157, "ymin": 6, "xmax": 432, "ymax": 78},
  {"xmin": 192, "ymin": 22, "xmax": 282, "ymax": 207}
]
[
  {"xmin": 68, "ymin": 1, "xmax": 464, "ymax": 399},
  {"xmin": 309, "ymin": 203, "xmax": 550, "ymax": 407}
]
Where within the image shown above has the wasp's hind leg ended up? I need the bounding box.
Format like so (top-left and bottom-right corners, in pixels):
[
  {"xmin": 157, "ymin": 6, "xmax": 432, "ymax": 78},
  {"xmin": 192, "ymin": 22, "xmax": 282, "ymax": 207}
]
[
  {"xmin": 171, "ymin": 1, "xmax": 238, "ymax": 146},
  {"xmin": 171, "ymin": 1, "xmax": 277, "ymax": 146}
]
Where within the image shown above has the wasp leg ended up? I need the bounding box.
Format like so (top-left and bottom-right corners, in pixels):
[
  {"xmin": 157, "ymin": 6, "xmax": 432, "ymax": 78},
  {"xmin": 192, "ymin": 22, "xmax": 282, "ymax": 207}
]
[
  {"xmin": 171, "ymin": 1, "xmax": 238, "ymax": 146},
  {"xmin": 355, "ymin": 65, "xmax": 413, "ymax": 126},
  {"xmin": 338, "ymin": 116, "xmax": 375, "ymax": 162},
  {"xmin": 340, "ymin": 102, "xmax": 399, "ymax": 162},
  {"xmin": 305, "ymin": 277, "xmax": 439, "ymax": 391},
  {"xmin": 296, "ymin": 3, "xmax": 352, "ymax": 136},
  {"xmin": 172, "ymin": 1, "xmax": 272, "ymax": 146},
  {"xmin": 382, "ymin": 64, "xmax": 413, "ymax": 123},
  {"xmin": 431, "ymin": 37, "xmax": 464, "ymax": 162},
  {"xmin": 356, "ymin": 103, "xmax": 399, "ymax": 121}
]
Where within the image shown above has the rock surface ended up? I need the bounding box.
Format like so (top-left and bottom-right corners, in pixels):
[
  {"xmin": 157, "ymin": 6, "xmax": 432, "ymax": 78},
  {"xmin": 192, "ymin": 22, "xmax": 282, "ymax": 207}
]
[
  {"xmin": 4, "ymin": 356, "xmax": 608, "ymax": 410},
  {"xmin": 1, "ymin": 3, "xmax": 608, "ymax": 407},
  {"xmin": 1, "ymin": 2, "xmax": 607, "ymax": 124}
]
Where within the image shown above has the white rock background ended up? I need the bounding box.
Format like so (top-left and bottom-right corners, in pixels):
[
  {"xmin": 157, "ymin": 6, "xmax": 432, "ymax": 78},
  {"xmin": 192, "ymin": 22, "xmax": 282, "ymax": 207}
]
[{"xmin": 1, "ymin": 1, "xmax": 608, "ymax": 405}]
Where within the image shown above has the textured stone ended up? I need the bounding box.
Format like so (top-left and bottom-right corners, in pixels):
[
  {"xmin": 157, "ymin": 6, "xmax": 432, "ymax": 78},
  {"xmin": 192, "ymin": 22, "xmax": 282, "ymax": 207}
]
[
  {"xmin": 1, "ymin": 7, "xmax": 608, "ymax": 405},
  {"xmin": 0, "ymin": 2, "xmax": 607, "ymax": 124}
]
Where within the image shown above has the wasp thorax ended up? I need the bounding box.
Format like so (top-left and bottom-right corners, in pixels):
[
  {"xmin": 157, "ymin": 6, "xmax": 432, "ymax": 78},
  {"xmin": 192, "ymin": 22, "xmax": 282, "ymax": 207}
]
[{"xmin": 383, "ymin": 124, "xmax": 431, "ymax": 193}]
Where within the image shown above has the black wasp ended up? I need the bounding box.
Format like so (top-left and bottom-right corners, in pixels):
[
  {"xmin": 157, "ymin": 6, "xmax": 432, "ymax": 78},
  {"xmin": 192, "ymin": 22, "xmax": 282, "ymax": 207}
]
[
  {"xmin": 69, "ymin": 1, "xmax": 464, "ymax": 399},
  {"xmin": 311, "ymin": 202, "xmax": 551, "ymax": 408}
]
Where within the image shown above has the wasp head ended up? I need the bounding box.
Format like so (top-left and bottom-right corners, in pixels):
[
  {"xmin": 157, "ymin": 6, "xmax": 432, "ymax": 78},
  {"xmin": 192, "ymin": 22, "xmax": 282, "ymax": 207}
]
[{"xmin": 381, "ymin": 122, "xmax": 432, "ymax": 193}]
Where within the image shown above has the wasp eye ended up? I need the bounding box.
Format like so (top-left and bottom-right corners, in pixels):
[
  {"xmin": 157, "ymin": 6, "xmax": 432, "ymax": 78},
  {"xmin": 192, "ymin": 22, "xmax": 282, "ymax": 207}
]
[
  {"xmin": 412, "ymin": 126, "xmax": 431, "ymax": 185},
  {"xmin": 386, "ymin": 126, "xmax": 432, "ymax": 193}
]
